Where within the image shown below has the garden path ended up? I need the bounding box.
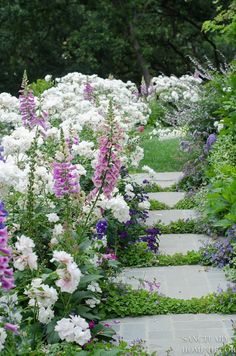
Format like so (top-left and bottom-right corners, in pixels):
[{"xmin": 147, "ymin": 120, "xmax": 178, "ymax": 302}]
[{"xmin": 107, "ymin": 172, "xmax": 234, "ymax": 355}]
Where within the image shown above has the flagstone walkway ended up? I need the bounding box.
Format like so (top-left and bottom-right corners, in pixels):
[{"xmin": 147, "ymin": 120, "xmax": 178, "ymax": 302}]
[{"xmin": 107, "ymin": 172, "xmax": 235, "ymax": 355}]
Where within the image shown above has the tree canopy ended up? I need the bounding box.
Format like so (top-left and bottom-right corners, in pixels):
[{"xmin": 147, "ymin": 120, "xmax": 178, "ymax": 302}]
[{"xmin": 0, "ymin": 0, "xmax": 234, "ymax": 94}]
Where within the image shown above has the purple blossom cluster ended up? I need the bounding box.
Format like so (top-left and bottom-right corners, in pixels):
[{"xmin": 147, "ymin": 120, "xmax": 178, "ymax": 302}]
[
  {"xmin": 201, "ymin": 238, "xmax": 234, "ymax": 268},
  {"xmin": 96, "ymin": 219, "xmax": 108, "ymax": 238},
  {"xmin": 141, "ymin": 228, "xmax": 160, "ymax": 253},
  {"xmin": 53, "ymin": 161, "xmax": 80, "ymax": 198},
  {"xmin": 0, "ymin": 201, "xmax": 15, "ymax": 290}
]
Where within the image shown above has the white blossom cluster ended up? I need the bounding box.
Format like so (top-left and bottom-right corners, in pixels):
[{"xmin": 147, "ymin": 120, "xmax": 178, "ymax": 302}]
[
  {"xmin": 25, "ymin": 278, "xmax": 58, "ymax": 324},
  {"xmin": 55, "ymin": 315, "xmax": 91, "ymax": 346},
  {"xmin": 148, "ymin": 74, "xmax": 202, "ymax": 103}
]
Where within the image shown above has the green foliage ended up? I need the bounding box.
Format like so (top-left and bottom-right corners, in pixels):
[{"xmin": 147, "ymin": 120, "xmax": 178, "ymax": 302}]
[
  {"xmin": 207, "ymin": 134, "xmax": 236, "ymax": 181},
  {"xmin": 157, "ymin": 251, "xmax": 202, "ymax": 266},
  {"xmin": 100, "ymin": 284, "xmax": 236, "ymax": 319},
  {"xmin": 204, "ymin": 174, "xmax": 236, "ymax": 231},
  {"xmin": 157, "ymin": 219, "xmax": 203, "ymax": 234},
  {"xmin": 0, "ymin": 0, "xmax": 228, "ymax": 94},
  {"xmin": 118, "ymin": 242, "xmax": 158, "ymax": 267},
  {"xmin": 144, "ymin": 183, "xmax": 177, "ymax": 193},
  {"xmin": 202, "ymin": 0, "xmax": 236, "ymax": 44},
  {"xmin": 147, "ymin": 100, "xmax": 166, "ymax": 127},
  {"xmin": 174, "ymin": 197, "xmax": 196, "ymax": 209},
  {"xmin": 150, "ymin": 200, "xmax": 169, "ymax": 210},
  {"xmin": 138, "ymin": 137, "xmax": 192, "ymax": 172},
  {"xmin": 30, "ymin": 79, "xmax": 54, "ymax": 96}
]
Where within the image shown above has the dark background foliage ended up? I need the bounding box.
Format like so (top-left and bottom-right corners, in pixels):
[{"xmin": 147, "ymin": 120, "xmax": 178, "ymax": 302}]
[{"xmin": 0, "ymin": 0, "xmax": 233, "ymax": 94}]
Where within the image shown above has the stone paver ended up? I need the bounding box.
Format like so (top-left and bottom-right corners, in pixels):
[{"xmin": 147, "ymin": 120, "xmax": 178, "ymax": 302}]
[
  {"xmin": 104, "ymin": 314, "xmax": 236, "ymax": 355},
  {"xmin": 148, "ymin": 192, "xmax": 186, "ymax": 207},
  {"xmin": 131, "ymin": 172, "xmax": 183, "ymax": 188},
  {"xmin": 118, "ymin": 265, "xmax": 230, "ymax": 299},
  {"xmin": 145, "ymin": 209, "xmax": 198, "ymax": 226},
  {"xmin": 159, "ymin": 234, "xmax": 211, "ymax": 255}
]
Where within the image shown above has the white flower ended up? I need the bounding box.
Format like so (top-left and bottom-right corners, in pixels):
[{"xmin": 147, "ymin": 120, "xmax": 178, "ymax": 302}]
[
  {"xmin": 55, "ymin": 315, "xmax": 91, "ymax": 346},
  {"xmin": 50, "ymin": 237, "xmax": 59, "ymax": 246},
  {"xmin": 55, "ymin": 262, "xmax": 81, "ymax": 293},
  {"xmin": 45, "ymin": 74, "xmax": 52, "ymax": 82},
  {"xmin": 52, "ymin": 224, "xmax": 64, "ymax": 236},
  {"xmin": 99, "ymin": 195, "xmax": 130, "ymax": 223},
  {"xmin": 85, "ymin": 297, "xmax": 100, "ymax": 308},
  {"xmin": 38, "ymin": 307, "xmax": 54, "ymax": 324},
  {"xmin": 13, "ymin": 235, "xmax": 38, "ymax": 271},
  {"xmin": 15, "ymin": 235, "xmax": 35, "ymax": 254},
  {"xmin": 138, "ymin": 200, "xmax": 150, "ymax": 210},
  {"xmin": 51, "ymin": 251, "xmax": 74, "ymax": 265},
  {"xmin": 25, "ymin": 279, "xmax": 58, "ymax": 309},
  {"xmin": 0, "ymin": 327, "xmax": 7, "ymax": 352},
  {"xmin": 46, "ymin": 213, "xmax": 59, "ymax": 223},
  {"xmin": 87, "ymin": 282, "xmax": 102, "ymax": 293}
]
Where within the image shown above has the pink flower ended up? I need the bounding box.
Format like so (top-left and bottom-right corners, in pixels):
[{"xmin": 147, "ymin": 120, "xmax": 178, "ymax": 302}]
[
  {"xmin": 89, "ymin": 106, "xmax": 124, "ymax": 199},
  {"xmin": 4, "ymin": 323, "xmax": 19, "ymax": 334},
  {"xmin": 137, "ymin": 126, "xmax": 145, "ymax": 133}
]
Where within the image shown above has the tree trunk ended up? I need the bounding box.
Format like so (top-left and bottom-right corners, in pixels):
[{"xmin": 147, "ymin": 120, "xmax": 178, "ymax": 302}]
[{"xmin": 129, "ymin": 22, "xmax": 151, "ymax": 86}]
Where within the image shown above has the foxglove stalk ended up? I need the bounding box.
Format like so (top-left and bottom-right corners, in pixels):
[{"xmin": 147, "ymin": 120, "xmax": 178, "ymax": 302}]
[
  {"xmin": 0, "ymin": 201, "xmax": 14, "ymax": 290},
  {"xmin": 19, "ymin": 71, "xmax": 48, "ymax": 132},
  {"xmin": 53, "ymin": 158, "xmax": 80, "ymax": 198},
  {"xmin": 90, "ymin": 105, "xmax": 124, "ymax": 199}
]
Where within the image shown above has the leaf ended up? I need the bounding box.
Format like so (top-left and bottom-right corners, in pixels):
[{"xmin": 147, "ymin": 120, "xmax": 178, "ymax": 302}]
[{"xmin": 79, "ymin": 274, "xmax": 103, "ymax": 289}]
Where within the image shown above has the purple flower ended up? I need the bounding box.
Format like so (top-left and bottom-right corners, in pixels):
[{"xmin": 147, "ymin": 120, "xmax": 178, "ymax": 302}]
[
  {"xmin": 53, "ymin": 161, "xmax": 80, "ymax": 198},
  {"xmin": 205, "ymin": 133, "xmax": 217, "ymax": 152},
  {"xmin": 96, "ymin": 219, "xmax": 108, "ymax": 236},
  {"xmin": 0, "ymin": 147, "xmax": 5, "ymax": 162},
  {"xmin": 83, "ymin": 83, "xmax": 94, "ymax": 101},
  {"xmin": 19, "ymin": 71, "xmax": 48, "ymax": 132},
  {"xmin": 0, "ymin": 201, "xmax": 15, "ymax": 290}
]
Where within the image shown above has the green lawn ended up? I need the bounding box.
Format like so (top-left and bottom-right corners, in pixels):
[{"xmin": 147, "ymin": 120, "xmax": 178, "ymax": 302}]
[{"xmin": 133, "ymin": 131, "xmax": 192, "ymax": 172}]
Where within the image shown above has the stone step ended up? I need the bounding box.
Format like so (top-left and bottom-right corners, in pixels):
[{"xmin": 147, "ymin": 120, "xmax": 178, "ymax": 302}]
[
  {"xmin": 148, "ymin": 192, "xmax": 186, "ymax": 207},
  {"xmin": 159, "ymin": 234, "xmax": 210, "ymax": 255},
  {"xmin": 118, "ymin": 265, "xmax": 229, "ymax": 299},
  {"xmin": 104, "ymin": 314, "xmax": 236, "ymax": 355},
  {"xmin": 131, "ymin": 171, "xmax": 183, "ymax": 188},
  {"xmin": 145, "ymin": 209, "xmax": 198, "ymax": 226}
]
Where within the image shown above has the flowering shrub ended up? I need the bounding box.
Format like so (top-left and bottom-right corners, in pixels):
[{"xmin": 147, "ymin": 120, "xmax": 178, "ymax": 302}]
[{"xmin": 0, "ymin": 71, "xmax": 158, "ymax": 354}]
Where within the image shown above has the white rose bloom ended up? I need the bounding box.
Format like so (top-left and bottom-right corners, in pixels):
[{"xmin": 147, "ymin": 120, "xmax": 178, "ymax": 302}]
[
  {"xmin": 38, "ymin": 307, "xmax": 54, "ymax": 324},
  {"xmin": 55, "ymin": 315, "xmax": 91, "ymax": 346}
]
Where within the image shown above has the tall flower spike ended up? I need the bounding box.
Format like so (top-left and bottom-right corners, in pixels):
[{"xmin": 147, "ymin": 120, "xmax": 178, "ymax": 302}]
[
  {"xmin": 0, "ymin": 201, "xmax": 15, "ymax": 290},
  {"xmin": 89, "ymin": 102, "xmax": 124, "ymax": 199},
  {"xmin": 53, "ymin": 132, "xmax": 80, "ymax": 198},
  {"xmin": 19, "ymin": 70, "xmax": 48, "ymax": 132}
]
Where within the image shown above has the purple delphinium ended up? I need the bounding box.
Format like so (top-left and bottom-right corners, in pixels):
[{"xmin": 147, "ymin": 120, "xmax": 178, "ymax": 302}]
[
  {"xmin": 53, "ymin": 161, "xmax": 80, "ymax": 198},
  {"xmin": 0, "ymin": 201, "xmax": 15, "ymax": 290}
]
